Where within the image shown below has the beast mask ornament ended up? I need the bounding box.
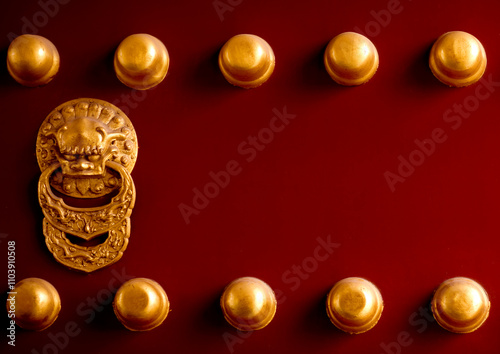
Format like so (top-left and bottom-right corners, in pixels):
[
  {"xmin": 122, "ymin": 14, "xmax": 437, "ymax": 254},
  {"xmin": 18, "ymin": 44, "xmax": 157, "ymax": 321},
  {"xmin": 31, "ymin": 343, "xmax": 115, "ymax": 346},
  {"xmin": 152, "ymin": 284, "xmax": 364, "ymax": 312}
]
[{"xmin": 36, "ymin": 98, "xmax": 138, "ymax": 272}]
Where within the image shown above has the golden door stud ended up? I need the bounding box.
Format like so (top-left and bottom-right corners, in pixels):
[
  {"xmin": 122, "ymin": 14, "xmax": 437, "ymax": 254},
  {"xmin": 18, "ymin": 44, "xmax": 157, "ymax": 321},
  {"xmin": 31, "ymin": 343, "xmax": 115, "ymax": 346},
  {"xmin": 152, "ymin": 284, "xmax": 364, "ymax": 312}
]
[
  {"xmin": 113, "ymin": 278, "xmax": 170, "ymax": 331},
  {"xmin": 324, "ymin": 32, "xmax": 379, "ymax": 86},
  {"xmin": 220, "ymin": 276, "xmax": 277, "ymax": 331},
  {"xmin": 8, "ymin": 278, "xmax": 61, "ymax": 331},
  {"xmin": 114, "ymin": 33, "xmax": 169, "ymax": 90},
  {"xmin": 326, "ymin": 277, "xmax": 384, "ymax": 334},
  {"xmin": 431, "ymin": 277, "xmax": 490, "ymax": 333},
  {"xmin": 7, "ymin": 34, "xmax": 60, "ymax": 87},
  {"xmin": 429, "ymin": 31, "xmax": 486, "ymax": 87},
  {"xmin": 219, "ymin": 34, "xmax": 275, "ymax": 89}
]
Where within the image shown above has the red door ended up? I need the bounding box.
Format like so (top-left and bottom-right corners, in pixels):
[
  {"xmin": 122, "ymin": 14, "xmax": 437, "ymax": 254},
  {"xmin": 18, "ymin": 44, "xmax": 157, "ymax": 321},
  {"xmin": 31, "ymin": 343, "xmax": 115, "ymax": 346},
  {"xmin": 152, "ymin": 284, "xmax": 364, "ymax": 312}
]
[{"xmin": 1, "ymin": 0, "xmax": 499, "ymax": 353}]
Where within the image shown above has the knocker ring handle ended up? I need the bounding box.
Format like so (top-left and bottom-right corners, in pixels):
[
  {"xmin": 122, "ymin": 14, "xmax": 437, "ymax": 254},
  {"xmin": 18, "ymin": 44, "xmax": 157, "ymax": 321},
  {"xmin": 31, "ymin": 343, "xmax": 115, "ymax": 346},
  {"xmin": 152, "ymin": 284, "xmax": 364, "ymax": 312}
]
[{"xmin": 36, "ymin": 98, "xmax": 138, "ymax": 272}]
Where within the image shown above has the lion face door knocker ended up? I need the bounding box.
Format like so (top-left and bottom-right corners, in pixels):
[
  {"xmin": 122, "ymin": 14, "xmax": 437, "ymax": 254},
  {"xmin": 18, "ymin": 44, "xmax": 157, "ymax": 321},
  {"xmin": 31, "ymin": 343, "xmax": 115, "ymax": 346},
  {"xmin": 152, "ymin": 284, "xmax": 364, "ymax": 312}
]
[{"xmin": 36, "ymin": 98, "xmax": 138, "ymax": 272}]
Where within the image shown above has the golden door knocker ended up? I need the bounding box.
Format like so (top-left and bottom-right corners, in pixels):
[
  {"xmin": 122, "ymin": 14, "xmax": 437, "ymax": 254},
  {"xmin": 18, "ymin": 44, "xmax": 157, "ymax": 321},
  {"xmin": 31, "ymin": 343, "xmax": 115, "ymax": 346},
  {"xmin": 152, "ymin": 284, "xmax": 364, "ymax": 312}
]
[{"xmin": 36, "ymin": 98, "xmax": 138, "ymax": 272}]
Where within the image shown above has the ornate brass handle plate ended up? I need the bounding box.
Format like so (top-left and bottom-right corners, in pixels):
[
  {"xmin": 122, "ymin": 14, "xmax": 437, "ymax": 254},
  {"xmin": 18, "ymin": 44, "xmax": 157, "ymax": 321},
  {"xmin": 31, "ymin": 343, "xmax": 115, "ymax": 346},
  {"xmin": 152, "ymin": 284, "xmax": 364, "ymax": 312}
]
[{"xmin": 36, "ymin": 98, "xmax": 138, "ymax": 272}]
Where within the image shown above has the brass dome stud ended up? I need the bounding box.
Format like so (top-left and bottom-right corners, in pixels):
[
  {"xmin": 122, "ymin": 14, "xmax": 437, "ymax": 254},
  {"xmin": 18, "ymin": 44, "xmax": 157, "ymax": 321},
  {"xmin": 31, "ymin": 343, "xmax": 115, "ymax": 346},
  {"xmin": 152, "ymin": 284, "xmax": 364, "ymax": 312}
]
[
  {"xmin": 114, "ymin": 34, "xmax": 169, "ymax": 90},
  {"xmin": 219, "ymin": 34, "xmax": 275, "ymax": 89},
  {"xmin": 220, "ymin": 276, "xmax": 277, "ymax": 331},
  {"xmin": 429, "ymin": 31, "xmax": 486, "ymax": 87},
  {"xmin": 324, "ymin": 32, "xmax": 379, "ymax": 86},
  {"xmin": 113, "ymin": 278, "xmax": 170, "ymax": 331},
  {"xmin": 431, "ymin": 277, "xmax": 490, "ymax": 333},
  {"xmin": 7, "ymin": 34, "xmax": 60, "ymax": 87},
  {"xmin": 8, "ymin": 278, "xmax": 61, "ymax": 331},
  {"xmin": 326, "ymin": 277, "xmax": 383, "ymax": 334}
]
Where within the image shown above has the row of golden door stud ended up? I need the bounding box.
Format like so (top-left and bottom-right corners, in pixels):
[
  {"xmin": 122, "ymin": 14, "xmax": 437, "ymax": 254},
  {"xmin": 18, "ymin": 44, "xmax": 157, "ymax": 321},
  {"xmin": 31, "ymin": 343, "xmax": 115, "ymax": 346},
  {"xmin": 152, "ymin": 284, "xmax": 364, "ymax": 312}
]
[
  {"xmin": 7, "ymin": 30, "xmax": 486, "ymax": 89},
  {"xmin": 7, "ymin": 276, "xmax": 490, "ymax": 333}
]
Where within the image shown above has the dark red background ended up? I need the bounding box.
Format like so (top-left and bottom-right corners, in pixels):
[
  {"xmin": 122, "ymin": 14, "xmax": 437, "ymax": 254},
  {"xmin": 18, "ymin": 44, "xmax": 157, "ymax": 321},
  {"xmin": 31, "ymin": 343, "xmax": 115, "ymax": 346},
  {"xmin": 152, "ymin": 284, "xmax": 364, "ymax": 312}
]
[{"xmin": 1, "ymin": 0, "xmax": 500, "ymax": 353}]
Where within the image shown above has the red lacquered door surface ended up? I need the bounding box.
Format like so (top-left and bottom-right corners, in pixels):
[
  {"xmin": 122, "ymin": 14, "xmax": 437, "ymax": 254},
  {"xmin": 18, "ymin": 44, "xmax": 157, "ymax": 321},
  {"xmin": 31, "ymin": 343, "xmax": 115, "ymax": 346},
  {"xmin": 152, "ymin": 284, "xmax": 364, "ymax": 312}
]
[{"xmin": 1, "ymin": 0, "xmax": 500, "ymax": 353}]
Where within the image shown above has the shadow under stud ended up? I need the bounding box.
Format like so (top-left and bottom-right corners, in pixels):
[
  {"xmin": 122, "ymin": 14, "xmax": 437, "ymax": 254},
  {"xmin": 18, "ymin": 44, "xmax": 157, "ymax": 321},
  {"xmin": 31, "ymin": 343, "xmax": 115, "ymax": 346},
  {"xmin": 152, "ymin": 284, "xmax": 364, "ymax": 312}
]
[
  {"xmin": 219, "ymin": 34, "xmax": 275, "ymax": 89},
  {"xmin": 326, "ymin": 277, "xmax": 384, "ymax": 334},
  {"xmin": 220, "ymin": 277, "xmax": 277, "ymax": 331},
  {"xmin": 431, "ymin": 277, "xmax": 490, "ymax": 333},
  {"xmin": 7, "ymin": 34, "xmax": 60, "ymax": 87},
  {"xmin": 7, "ymin": 278, "xmax": 61, "ymax": 330},
  {"xmin": 324, "ymin": 32, "xmax": 379, "ymax": 86},
  {"xmin": 429, "ymin": 31, "xmax": 486, "ymax": 87},
  {"xmin": 36, "ymin": 98, "xmax": 138, "ymax": 272},
  {"xmin": 113, "ymin": 278, "xmax": 170, "ymax": 331},
  {"xmin": 114, "ymin": 33, "xmax": 169, "ymax": 90}
]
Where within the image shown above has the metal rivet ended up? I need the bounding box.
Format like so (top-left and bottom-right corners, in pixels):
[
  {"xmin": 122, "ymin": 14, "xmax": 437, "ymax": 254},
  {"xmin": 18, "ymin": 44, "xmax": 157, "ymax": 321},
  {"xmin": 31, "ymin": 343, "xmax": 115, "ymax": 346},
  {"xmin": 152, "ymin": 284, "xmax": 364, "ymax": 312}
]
[
  {"xmin": 326, "ymin": 277, "xmax": 383, "ymax": 334},
  {"xmin": 220, "ymin": 276, "xmax": 277, "ymax": 331},
  {"xmin": 114, "ymin": 34, "xmax": 169, "ymax": 90},
  {"xmin": 219, "ymin": 34, "xmax": 275, "ymax": 89},
  {"xmin": 429, "ymin": 31, "xmax": 486, "ymax": 87},
  {"xmin": 7, "ymin": 34, "xmax": 60, "ymax": 87},
  {"xmin": 113, "ymin": 278, "xmax": 170, "ymax": 331},
  {"xmin": 324, "ymin": 32, "xmax": 379, "ymax": 86},
  {"xmin": 431, "ymin": 277, "xmax": 490, "ymax": 333},
  {"xmin": 8, "ymin": 278, "xmax": 61, "ymax": 330}
]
